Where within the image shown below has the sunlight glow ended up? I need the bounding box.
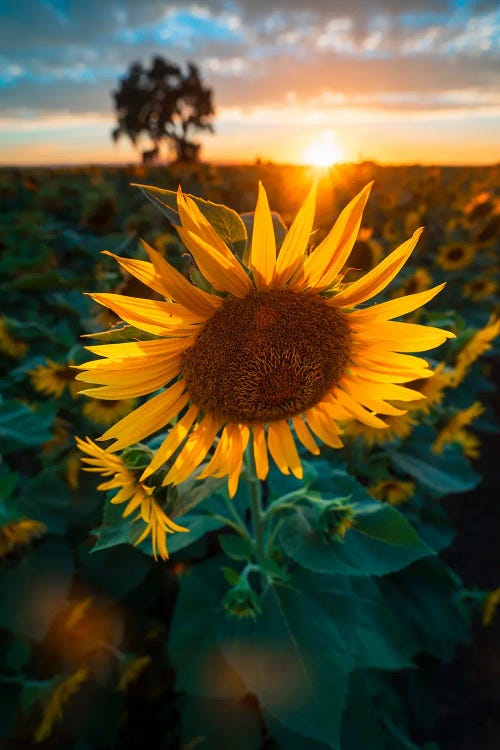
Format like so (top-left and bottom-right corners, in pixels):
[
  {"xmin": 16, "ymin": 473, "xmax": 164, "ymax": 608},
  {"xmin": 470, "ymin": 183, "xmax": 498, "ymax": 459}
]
[{"xmin": 302, "ymin": 130, "xmax": 345, "ymax": 167}]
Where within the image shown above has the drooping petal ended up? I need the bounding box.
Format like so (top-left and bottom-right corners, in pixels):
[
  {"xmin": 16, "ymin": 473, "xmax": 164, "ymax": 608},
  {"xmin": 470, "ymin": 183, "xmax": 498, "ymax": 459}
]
[
  {"xmin": 252, "ymin": 423, "xmax": 269, "ymax": 480},
  {"xmin": 88, "ymin": 293, "xmax": 201, "ymax": 336},
  {"xmin": 268, "ymin": 421, "xmax": 303, "ymax": 479},
  {"xmin": 292, "ymin": 416, "xmax": 320, "ymax": 455},
  {"xmin": 274, "ymin": 181, "xmax": 317, "ymax": 286},
  {"xmin": 298, "ymin": 182, "xmax": 373, "ymax": 291},
  {"xmin": 163, "ymin": 415, "xmax": 221, "ymax": 486},
  {"xmin": 251, "ymin": 182, "xmax": 277, "ymax": 290},
  {"xmin": 304, "ymin": 407, "xmax": 344, "ymax": 448}
]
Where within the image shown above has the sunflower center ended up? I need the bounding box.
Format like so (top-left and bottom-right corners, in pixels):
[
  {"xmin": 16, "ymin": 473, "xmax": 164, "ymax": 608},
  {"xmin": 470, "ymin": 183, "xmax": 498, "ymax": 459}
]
[
  {"xmin": 446, "ymin": 246, "xmax": 464, "ymax": 261},
  {"xmin": 181, "ymin": 289, "xmax": 351, "ymax": 423}
]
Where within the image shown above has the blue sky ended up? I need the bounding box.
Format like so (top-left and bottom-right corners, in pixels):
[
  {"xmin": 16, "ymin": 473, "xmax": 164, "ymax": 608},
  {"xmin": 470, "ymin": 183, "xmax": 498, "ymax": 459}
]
[{"xmin": 0, "ymin": 0, "xmax": 499, "ymax": 164}]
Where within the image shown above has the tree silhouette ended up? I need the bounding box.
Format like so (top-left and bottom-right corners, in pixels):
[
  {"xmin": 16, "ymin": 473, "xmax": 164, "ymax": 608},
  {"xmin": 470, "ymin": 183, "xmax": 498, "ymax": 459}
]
[{"xmin": 112, "ymin": 56, "xmax": 215, "ymax": 164}]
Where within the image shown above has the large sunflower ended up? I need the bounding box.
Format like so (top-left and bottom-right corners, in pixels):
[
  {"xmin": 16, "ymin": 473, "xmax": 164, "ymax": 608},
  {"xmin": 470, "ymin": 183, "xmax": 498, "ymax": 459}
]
[{"xmin": 77, "ymin": 182, "xmax": 453, "ymax": 497}]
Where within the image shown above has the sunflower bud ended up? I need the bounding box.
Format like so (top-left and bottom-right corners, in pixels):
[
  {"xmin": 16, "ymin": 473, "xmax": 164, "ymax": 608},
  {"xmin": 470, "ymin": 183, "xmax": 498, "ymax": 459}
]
[
  {"xmin": 317, "ymin": 499, "xmax": 356, "ymax": 543},
  {"xmin": 223, "ymin": 580, "xmax": 261, "ymax": 620}
]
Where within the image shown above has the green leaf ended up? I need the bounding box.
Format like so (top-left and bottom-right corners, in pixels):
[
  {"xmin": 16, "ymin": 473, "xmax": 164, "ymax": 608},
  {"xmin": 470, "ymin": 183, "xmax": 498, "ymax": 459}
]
[
  {"xmin": 135, "ymin": 184, "xmax": 248, "ymax": 258},
  {"xmin": 279, "ymin": 500, "xmax": 433, "ymax": 578},
  {"xmin": 0, "ymin": 400, "xmax": 55, "ymax": 453},
  {"xmin": 18, "ymin": 466, "xmax": 71, "ymax": 534},
  {"xmin": 387, "ymin": 441, "xmax": 481, "ymax": 495},
  {"xmin": 219, "ymin": 534, "xmax": 253, "ymax": 561},
  {"xmin": 78, "ymin": 542, "xmax": 151, "ymax": 599},
  {"xmin": 217, "ymin": 567, "xmax": 355, "ymax": 747},
  {"xmin": 0, "ymin": 537, "xmax": 74, "ymax": 640},
  {"xmin": 222, "ymin": 566, "xmax": 241, "ymax": 586},
  {"xmin": 379, "ymin": 557, "xmax": 470, "ymax": 660},
  {"xmin": 169, "ymin": 558, "xmax": 248, "ymax": 698},
  {"xmin": 348, "ymin": 578, "xmax": 415, "ymax": 670},
  {"xmin": 180, "ymin": 694, "xmax": 261, "ymax": 750}
]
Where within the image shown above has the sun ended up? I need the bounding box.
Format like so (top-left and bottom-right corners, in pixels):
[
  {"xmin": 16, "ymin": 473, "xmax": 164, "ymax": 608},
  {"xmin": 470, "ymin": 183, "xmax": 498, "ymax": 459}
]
[{"xmin": 302, "ymin": 130, "xmax": 345, "ymax": 167}]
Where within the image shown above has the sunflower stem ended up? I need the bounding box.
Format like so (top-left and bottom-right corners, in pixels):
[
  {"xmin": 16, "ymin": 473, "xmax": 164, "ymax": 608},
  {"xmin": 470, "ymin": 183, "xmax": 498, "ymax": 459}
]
[{"xmin": 245, "ymin": 443, "xmax": 266, "ymax": 564}]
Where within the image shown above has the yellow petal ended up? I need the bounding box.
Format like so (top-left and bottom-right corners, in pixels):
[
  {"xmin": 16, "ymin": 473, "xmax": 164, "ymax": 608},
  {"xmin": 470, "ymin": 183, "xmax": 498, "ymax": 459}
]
[
  {"xmin": 349, "ymin": 283, "xmax": 446, "ymax": 322},
  {"xmin": 100, "ymin": 381, "xmax": 188, "ymax": 452},
  {"xmin": 252, "ymin": 424, "xmax": 269, "ymax": 480},
  {"xmin": 330, "ymin": 228, "xmax": 423, "ymax": 308},
  {"xmin": 267, "ymin": 421, "xmax": 303, "ymax": 479},
  {"xmin": 88, "ymin": 292, "xmax": 200, "ymax": 336},
  {"xmin": 227, "ymin": 424, "xmax": 249, "ymax": 498},
  {"xmin": 292, "ymin": 416, "xmax": 320, "ymax": 455},
  {"xmin": 333, "ymin": 388, "xmax": 388, "ymax": 428},
  {"xmin": 177, "ymin": 189, "xmax": 237, "ymax": 262},
  {"xmin": 141, "ymin": 405, "xmax": 199, "ymax": 480},
  {"xmin": 251, "ymin": 182, "xmax": 277, "ymax": 290},
  {"xmin": 164, "ymin": 415, "xmax": 221, "ymax": 486},
  {"xmin": 77, "ymin": 356, "xmax": 181, "ymax": 388},
  {"xmin": 83, "ymin": 337, "xmax": 193, "ymax": 362},
  {"xmin": 353, "ymin": 320, "xmax": 454, "ymax": 352},
  {"xmin": 142, "ymin": 240, "xmax": 222, "ymax": 317},
  {"xmin": 177, "ymin": 227, "xmax": 253, "ymax": 298},
  {"xmin": 274, "ymin": 181, "xmax": 317, "ymax": 286},
  {"xmin": 299, "ymin": 182, "xmax": 373, "ymax": 291},
  {"xmin": 102, "ymin": 251, "xmax": 170, "ymax": 298},
  {"xmin": 304, "ymin": 407, "xmax": 343, "ymax": 448}
]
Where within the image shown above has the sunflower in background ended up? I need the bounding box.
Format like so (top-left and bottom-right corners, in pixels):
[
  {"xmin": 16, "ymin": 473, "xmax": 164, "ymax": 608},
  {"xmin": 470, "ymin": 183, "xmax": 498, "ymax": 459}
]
[
  {"xmin": 31, "ymin": 359, "xmax": 81, "ymax": 399},
  {"xmin": 82, "ymin": 398, "xmax": 137, "ymax": 427},
  {"xmin": 77, "ymin": 182, "xmax": 453, "ymax": 498},
  {"xmin": 436, "ymin": 243, "xmax": 475, "ymax": 271}
]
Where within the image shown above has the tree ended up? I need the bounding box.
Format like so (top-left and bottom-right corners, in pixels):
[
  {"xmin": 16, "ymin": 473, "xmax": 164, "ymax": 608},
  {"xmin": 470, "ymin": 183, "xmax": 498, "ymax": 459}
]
[{"xmin": 111, "ymin": 56, "xmax": 215, "ymax": 164}]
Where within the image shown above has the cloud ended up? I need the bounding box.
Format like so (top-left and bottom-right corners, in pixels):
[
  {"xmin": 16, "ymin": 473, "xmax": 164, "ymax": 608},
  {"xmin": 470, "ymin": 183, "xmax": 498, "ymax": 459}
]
[{"xmin": 0, "ymin": 0, "xmax": 499, "ymax": 134}]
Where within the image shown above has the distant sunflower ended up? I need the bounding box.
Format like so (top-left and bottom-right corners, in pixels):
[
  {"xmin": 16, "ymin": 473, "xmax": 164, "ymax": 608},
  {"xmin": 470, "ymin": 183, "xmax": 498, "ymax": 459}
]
[
  {"xmin": 0, "ymin": 316, "xmax": 27, "ymax": 359},
  {"xmin": 451, "ymin": 317, "xmax": 500, "ymax": 386},
  {"xmin": 436, "ymin": 243, "xmax": 475, "ymax": 271},
  {"xmin": 76, "ymin": 437, "xmax": 187, "ymax": 560},
  {"xmin": 82, "ymin": 398, "xmax": 137, "ymax": 427},
  {"xmin": 393, "ymin": 268, "xmax": 432, "ymax": 298},
  {"xmin": 463, "ymin": 277, "xmax": 497, "ymax": 302},
  {"xmin": 369, "ymin": 478, "xmax": 415, "ymax": 506},
  {"xmin": 31, "ymin": 359, "xmax": 81, "ymax": 399},
  {"xmin": 343, "ymin": 410, "xmax": 418, "ymax": 448},
  {"xmin": 77, "ymin": 182, "xmax": 453, "ymax": 497}
]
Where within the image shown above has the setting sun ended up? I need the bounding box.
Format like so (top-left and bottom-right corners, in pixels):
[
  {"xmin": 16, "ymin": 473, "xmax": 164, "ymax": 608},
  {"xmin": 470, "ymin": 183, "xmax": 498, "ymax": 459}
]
[{"xmin": 302, "ymin": 130, "xmax": 345, "ymax": 167}]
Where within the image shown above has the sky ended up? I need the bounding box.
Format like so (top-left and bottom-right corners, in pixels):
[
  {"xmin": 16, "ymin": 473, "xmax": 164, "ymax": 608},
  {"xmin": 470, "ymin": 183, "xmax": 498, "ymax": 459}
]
[{"xmin": 1, "ymin": 0, "xmax": 499, "ymax": 166}]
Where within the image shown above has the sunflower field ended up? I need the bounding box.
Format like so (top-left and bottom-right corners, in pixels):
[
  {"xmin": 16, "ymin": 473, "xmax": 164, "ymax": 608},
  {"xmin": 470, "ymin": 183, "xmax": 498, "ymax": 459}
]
[{"xmin": 0, "ymin": 162, "xmax": 499, "ymax": 750}]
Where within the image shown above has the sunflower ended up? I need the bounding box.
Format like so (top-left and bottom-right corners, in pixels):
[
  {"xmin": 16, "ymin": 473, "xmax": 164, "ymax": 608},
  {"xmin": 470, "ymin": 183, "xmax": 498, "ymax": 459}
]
[
  {"xmin": 31, "ymin": 359, "xmax": 81, "ymax": 399},
  {"xmin": 0, "ymin": 519, "xmax": 47, "ymax": 557},
  {"xmin": 369, "ymin": 478, "xmax": 415, "ymax": 506},
  {"xmin": 77, "ymin": 182, "xmax": 453, "ymax": 497},
  {"xmin": 463, "ymin": 277, "xmax": 497, "ymax": 302},
  {"xmin": 436, "ymin": 243, "xmax": 475, "ymax": 271},
  {"xmin": 406, "ymin": 363, "xmax": 452, "ymax": 414},
  {"xmin": 342, "ymin": 410, "xmax": 418, "ymax": 448},
  {"xmin": 82, "ymin": 398, "xmax": 137, "ymax": 427},
  {"xmin": 433, "ymin": 402, "xmax": 483, "ymax": 454},
  {"xmin": 451, "ymin": 317, "xmax": 500, "ymax": 386},
  {"xmin": 392, "ymin": 268, "xmax": 432, "ymax": 298},
  {"xmin": 0, "ymin": 316, "xmax": 27, "ymax": 359},
  {"xmin": 76, "ymin": 437, "xmax": 187, "ymax": 560}
]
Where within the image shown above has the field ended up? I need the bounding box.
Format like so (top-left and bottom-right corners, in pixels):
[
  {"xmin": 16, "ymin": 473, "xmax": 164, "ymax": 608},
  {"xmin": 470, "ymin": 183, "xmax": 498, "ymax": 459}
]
[{"xmin": 1, "ymin": 162, "xmax": 499, "ymax": 749}]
